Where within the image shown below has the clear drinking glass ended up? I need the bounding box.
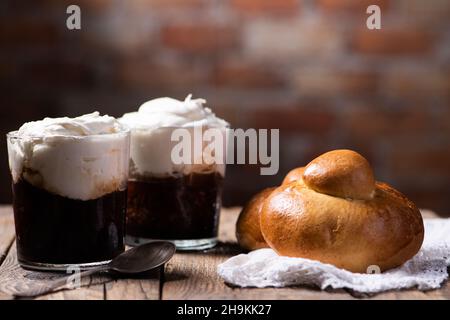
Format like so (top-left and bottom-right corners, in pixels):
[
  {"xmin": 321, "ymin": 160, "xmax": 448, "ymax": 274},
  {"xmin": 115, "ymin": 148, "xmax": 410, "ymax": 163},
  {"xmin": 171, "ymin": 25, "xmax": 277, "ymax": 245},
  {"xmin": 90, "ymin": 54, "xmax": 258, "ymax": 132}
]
[
  {"xmin": 125, "ymin": 125, "xmax": 228, "ymax": 250},
  {"xmin": 7, "ymin": 130, "xmax": 130, "ymax": 271}
]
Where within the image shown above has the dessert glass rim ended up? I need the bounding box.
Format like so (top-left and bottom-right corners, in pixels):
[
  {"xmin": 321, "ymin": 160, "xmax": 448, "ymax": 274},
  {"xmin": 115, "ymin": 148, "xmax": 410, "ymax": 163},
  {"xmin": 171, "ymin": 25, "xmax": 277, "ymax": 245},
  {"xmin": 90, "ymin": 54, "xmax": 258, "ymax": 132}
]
[{"xmin": 6, "ymin": 128, "xmax": 131, "ymax": 140}]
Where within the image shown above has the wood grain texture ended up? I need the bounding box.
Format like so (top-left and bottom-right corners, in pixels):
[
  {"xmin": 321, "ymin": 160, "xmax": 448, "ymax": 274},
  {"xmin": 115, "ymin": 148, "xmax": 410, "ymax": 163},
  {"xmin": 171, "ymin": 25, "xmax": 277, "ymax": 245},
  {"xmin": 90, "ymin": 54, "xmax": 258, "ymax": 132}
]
[
  {"xmin": 35, "ymin": 268, "xmax": 109, "ymax": 300},
  {"xmin": 0, "ymin": 243, "xmax": 109, "ymax": 300},
  {"xmin": 0, "ymin": 206, "xmax": 15, "ymax": 264},
  {"xmin": 105, "ymin": 275, "xmax": 160, "ymax": 300},
  {"xmin": 0, "ymin": 205, "xmax": 448, "ymax": 300},
  {"xmin": 35, "ymin": 282, "xmax": 106, "ymax": 300},
  {"xmin": 102, "ymin": 247, "xmax": 162, "ymax": 300},
  {"xmin": 0, "ymin": 206, "xmax": 16, "ymax": 299}
]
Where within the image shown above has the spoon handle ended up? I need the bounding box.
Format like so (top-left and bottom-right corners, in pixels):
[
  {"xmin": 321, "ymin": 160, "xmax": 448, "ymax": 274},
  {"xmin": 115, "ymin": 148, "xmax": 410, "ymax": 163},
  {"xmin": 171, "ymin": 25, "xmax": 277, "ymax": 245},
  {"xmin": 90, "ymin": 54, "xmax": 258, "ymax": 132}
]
[{"xmin": 14, "ymin": 265, "xmax": 109, "ymax": 298}]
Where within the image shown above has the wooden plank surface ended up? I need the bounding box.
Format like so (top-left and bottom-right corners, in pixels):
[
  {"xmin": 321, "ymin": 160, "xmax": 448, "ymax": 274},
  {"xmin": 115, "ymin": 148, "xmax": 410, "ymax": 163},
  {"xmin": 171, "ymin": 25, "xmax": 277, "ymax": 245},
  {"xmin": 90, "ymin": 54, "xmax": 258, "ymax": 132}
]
[
  {"xmin": 0, "ymin": 243, "xmax": 109, "ymax": 300},
  {"xmin": 0, "ymin": 206, "xmax": 16, "ymax": 300},
  {"xmin": 0, "ymin": 206, "xmax": 15, "ymax": 264},
  {"xmin": 0, "ymin": 205, "xmax": 449, "ymax": 300},
  {"xmin": 104, "ymin": 267, "xmax": 161, "ymax": 300}
]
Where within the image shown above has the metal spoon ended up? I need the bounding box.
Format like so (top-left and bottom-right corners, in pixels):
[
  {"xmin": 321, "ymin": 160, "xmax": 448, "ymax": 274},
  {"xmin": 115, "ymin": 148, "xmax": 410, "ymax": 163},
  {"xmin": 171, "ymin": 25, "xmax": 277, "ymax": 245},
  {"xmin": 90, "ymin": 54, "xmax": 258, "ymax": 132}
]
[{"xmin": 15, "ymin": 241, "xmax": 176, "ymax": 297}]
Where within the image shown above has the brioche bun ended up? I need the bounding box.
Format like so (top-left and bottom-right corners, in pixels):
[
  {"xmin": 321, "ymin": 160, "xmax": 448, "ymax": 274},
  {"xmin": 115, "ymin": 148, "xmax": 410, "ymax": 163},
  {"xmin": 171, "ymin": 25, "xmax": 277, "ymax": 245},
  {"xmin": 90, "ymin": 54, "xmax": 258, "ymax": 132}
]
[{"xmin": 260, "ymin": 150, "xmax": 424, "ymax": 273}]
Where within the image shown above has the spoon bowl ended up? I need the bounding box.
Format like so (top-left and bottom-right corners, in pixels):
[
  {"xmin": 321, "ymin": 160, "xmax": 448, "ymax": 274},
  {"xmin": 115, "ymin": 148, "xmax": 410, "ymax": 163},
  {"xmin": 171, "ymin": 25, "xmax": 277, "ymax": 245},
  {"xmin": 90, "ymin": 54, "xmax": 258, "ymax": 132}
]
[
  {"xmin": 110, "ymin": 241, "xmax": 176, "ymax": 274},
  {"xmin": 14, "ymin": 240, "xmax": 176, "ymax": 297}
]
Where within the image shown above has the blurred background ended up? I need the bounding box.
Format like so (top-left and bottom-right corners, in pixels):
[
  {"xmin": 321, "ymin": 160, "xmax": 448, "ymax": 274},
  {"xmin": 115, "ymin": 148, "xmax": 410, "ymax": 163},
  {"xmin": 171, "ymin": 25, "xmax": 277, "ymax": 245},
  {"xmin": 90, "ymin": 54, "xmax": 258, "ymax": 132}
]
[{"xmin": 1, "ymin": 0, "xmax": 449, "ymax": 214}]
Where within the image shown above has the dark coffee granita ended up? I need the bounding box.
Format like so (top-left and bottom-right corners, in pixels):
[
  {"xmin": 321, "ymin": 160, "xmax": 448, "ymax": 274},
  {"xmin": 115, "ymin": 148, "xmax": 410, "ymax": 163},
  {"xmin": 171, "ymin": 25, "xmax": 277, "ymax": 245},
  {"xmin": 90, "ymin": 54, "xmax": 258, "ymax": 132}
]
[
  {"xmin": 126, "ymin": 172, "xmax": 223, "ymax": 242},
  {"xmin": 13, "ymin": 179, "xmax": 126, "ymax": 266}
]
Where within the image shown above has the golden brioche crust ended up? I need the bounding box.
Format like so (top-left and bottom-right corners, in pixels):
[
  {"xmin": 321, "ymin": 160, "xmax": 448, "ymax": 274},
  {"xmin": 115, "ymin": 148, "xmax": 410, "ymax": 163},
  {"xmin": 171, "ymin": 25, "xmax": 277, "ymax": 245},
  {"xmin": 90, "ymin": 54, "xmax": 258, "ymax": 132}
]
[
  {"xmin": 260, "ymin": 181, "xmax": 424, "ymax": 273},
  {"xmin": 282, "ymin": 167, "xmax": 305, "ymax": 185},
  {"xmin": 236, "ymin": 187, "xmax": 275, "ymax": 251},
  {"xmin": 303, "ymin": 149, "xmax": 375, "ymax": 200}
]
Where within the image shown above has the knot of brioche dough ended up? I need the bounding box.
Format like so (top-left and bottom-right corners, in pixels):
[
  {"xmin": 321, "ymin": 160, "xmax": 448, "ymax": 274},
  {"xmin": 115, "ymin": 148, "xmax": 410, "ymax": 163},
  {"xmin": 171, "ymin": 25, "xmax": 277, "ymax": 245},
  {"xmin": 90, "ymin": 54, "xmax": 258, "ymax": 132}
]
[
  {"xmin": 282, "ymin": 167, "xmax": 305, "ymax": 185},
  {"xmin": 303, "ymin": 149, "xmax": 375, "ymax": 200}
]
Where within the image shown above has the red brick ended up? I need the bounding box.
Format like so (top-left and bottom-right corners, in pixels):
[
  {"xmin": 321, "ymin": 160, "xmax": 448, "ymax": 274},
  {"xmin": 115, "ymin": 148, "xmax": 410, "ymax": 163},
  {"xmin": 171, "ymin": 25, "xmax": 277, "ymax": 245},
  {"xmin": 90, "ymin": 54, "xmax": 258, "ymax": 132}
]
[
  {"xmin": 231, "ymin": 0, "xmax": 300, "ymax": 15},
  {"xmin": 346, "ymin": 108, "xmax": 429, "ymax": 139},
  {"xmin": 384, "ymin": 69, "xmax": 450, "ymax": 98},
  {"xmin": 294, "ymin": 70, "xmax": 378, "ymax": 96},
  {"xmin": 397, "ymin": 0, "xmax": 450, "ymax": 26},
  {"xmin": 317, "ymin": 0, "xmax": 389, "ymax": 12},
  {"xmin": 352, "ymin": 28, "xmax": 433, "ymax": 55},
  {"xmin": 244, "ymin": 19, "xmax": 342, "ymax": 61},
  {"xmin": 212, "ymin": 61, "xmax": 285, "ymax": 89},
  {"xmin": 390, "ymin": 146, "xmax": 450, "ymax": 176},
  {"xmin": 248, "ymin": 107, "xmax": 336, "ymax": 134},
  {"xmin": 0, "ymin": 19, "xmax": 60, "ymax": 47},
  {"xmin": 6, "ymin": 0, "xmax": 112, "ymax": 15},
  {"xmin": 435, "ymin": 108, "xmax": 450, "ymax": 134},
  {"xmin": 23, "ymin": 61, "xmax": 94, "ymax": 87},
  {"xmin": 119, "ymin": 60, "xmax": 207, "ymax": 90},
  {"xmin": 41, "ymin": 0, "xmax": 112, "ymax": 12},
  {"xmin": 131, "ymin": 0, "xmax": 207, "ymax": 9},
  {"xmin": 161, "ymin": 24, "xmax": 238, "ymax": 53}
]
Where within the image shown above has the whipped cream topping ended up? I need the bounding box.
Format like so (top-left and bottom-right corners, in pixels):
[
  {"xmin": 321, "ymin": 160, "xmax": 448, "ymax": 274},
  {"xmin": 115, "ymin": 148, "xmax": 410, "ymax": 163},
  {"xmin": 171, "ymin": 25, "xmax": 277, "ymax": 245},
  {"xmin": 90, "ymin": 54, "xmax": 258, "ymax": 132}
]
[
  {"xmin": 8, "ymin": 112, "xmax": 130, "ymax": 201},
  {"xmin": 120, "ymin": 94, "xmax": 228, "ymax": 130},
  {"xmin": 119, "ymin": 95, "xmax": 228, "ymax": 177},
  {"xmin": 16, "ymin": 112, "xmax": 125, "ymax": 137}
]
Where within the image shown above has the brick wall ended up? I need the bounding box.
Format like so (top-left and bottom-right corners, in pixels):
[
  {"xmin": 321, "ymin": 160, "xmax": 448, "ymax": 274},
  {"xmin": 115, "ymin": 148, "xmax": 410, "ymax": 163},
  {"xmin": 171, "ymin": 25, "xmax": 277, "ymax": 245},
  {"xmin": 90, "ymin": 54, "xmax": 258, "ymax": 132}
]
[{"xmin": 1, "ymin": 0, "xmax": 449, "ymax": 214}]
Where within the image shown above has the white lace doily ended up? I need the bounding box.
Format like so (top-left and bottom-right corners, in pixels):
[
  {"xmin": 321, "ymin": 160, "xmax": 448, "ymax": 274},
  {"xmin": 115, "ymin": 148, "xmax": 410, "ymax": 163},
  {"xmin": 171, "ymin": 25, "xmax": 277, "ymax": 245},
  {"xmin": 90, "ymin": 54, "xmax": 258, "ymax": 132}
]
[{"xmin": 218, "ymin": 219, "xmax": 450, "ymax": 293}]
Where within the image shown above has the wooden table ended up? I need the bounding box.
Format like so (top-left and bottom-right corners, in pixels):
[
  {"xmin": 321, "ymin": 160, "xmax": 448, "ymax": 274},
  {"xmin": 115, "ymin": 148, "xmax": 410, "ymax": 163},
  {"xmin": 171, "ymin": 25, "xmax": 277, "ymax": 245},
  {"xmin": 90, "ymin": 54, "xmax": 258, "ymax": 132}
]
[{"xmin": 0, "ymin": 205, "xmax": 449, "ymax": 300}]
